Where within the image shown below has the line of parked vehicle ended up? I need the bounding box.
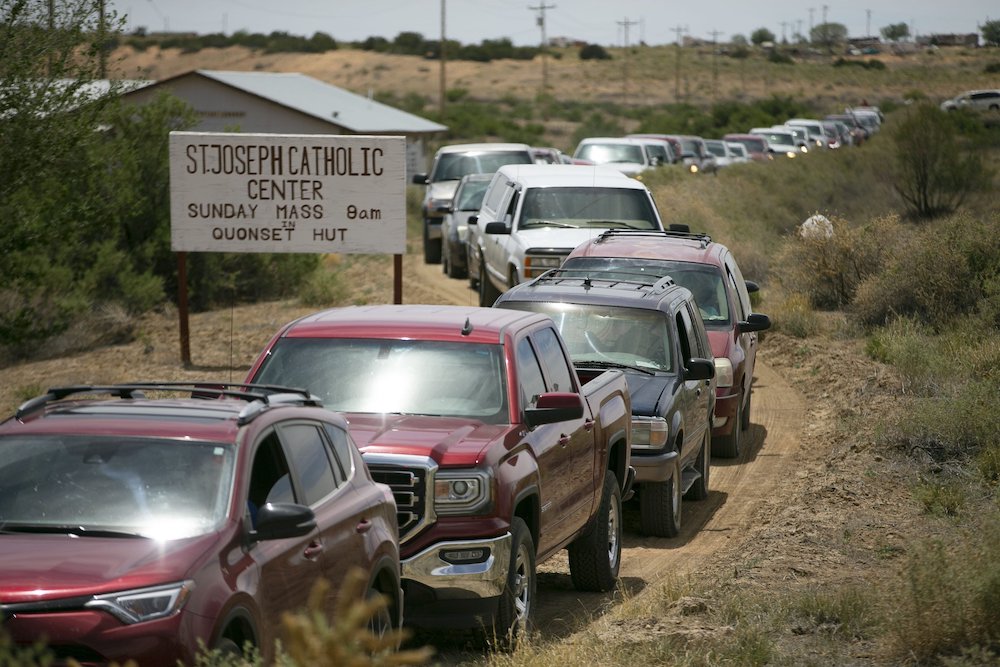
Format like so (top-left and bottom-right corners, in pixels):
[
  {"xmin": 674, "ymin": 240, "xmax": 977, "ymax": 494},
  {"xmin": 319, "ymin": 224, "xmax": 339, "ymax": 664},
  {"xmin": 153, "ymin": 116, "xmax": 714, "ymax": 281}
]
[{"xmin": 4, "ymin": 124, "xmax": 824, "ymax": 662}]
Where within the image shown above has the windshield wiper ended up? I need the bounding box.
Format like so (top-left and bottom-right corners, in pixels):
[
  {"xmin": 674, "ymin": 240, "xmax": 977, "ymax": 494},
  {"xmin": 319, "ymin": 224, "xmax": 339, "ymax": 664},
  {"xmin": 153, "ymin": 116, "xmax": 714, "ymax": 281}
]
[
  {"xmin": 574, "ymin": 360, "xmax": 655, "ymax": 376},
  {"xmin": 586, "ymin": 220, "xmax": 640, "ymax": 228},
  {"xmin": 0, "ymin": 524, "xmax": 146, "ymax": 538},
  {"xmin": 523, "ymin": 220, "xmax": 578, "ymax": 228}
]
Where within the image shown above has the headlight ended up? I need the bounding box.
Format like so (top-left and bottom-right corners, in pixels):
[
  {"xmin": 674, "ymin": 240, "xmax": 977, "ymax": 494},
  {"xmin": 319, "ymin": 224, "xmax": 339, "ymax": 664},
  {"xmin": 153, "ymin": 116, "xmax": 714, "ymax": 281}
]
[
  {"xmin": 689, "ymin": 164, "xmax": 699, "ymax": 173},
  {"xmin": 425, "ymin": 197, "xmax": 451, "ymax": 218},
  {"xmin": 85, "ymin": 581, "xmax": 193, "ymax": 625},
  {"xmin": 714, "ymin": 357, "xmax": 734, "ymax": 388},
  {"xmin": 434, "ymin": 470, "xmax": 492, "ymax": 515},
  {"xmin": 786, "ymin": 151, "xmax": 797, "ymax": 159},
  {"xmin": 800, "ymin": 146, "xmax": 809, "ymax": 153},
  {"xmin": 631, "ymin": 416, "xmax": 669, "ymax": 449},
  {"xmin": 524, "ymin": 254, "xmax": 563, "ymax": 278}
]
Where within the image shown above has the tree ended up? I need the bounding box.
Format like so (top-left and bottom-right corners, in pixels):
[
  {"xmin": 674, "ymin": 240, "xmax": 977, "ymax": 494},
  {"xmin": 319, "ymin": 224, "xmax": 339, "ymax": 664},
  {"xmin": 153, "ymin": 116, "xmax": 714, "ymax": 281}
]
[
  {"xmin": 890, "ymin": 104, "xmax": 991, "ymax": 220},
  {"xmin": 982, "ymin": 19, "xmax": 1000, "ymax": 46},
  {"xmin": 810, "ymin": 22, "xmax": 848, "ymax": 52},
  {"xmin": 579, "ymin": 43, "xmax": 611, "ymax": 60},
  {"xmin": 881, "ymin": 22, "xmax": 911, "ymax": 42},
  {"xmin": 750, "ymin": 27, "xmax": 775, "ymax": 46}
]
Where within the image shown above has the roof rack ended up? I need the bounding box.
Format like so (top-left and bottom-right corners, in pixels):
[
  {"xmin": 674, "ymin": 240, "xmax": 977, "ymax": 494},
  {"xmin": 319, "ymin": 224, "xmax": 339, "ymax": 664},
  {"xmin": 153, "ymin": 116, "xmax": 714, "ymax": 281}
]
[
  {"xmin": 592, "ymin": 227, "xmax": 712, "ymax": 248},
  {"xmin": 532, "ymin": 268, "xmax": 676, "ymax": 293},
  {"xmin": 14, "ymin": 382, "xmax": 322, "ymax": 424}
]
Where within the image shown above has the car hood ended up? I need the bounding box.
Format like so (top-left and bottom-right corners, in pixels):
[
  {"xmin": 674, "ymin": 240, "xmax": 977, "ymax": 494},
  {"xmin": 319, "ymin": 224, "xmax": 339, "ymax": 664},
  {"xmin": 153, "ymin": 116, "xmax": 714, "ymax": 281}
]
[
  {"xmin": 599, "ymin": 162, "xmax": 645, "ymax": 175},
  {"xmin": 0, "ymin": 532, "xmax": 222, "ymax": 602},
  {"xmin": 622, "ymin": 372, "xmax": 673, "ymax": 417},
  {"xmin": 347, "ymin": 413, "xmax": 511, "ymax": 467},
  {"xmin": 514, "ymin": 226, "xmax": 636, "ymax": 249}
]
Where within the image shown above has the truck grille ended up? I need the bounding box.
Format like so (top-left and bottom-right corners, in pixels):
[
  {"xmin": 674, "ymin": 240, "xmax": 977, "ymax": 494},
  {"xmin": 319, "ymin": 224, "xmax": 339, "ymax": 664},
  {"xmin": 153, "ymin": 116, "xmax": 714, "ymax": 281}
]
[{"xmin": 367, "ymin": 464, "xmax": 428, "ymax": 542}]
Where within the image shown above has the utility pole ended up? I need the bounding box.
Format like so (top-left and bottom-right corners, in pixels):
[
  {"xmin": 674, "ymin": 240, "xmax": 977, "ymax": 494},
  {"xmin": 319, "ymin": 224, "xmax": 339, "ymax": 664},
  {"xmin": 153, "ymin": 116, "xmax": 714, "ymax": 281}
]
[
  {"xmin": 709, "ymin": 29, "xmax": 722, "ymax": 99},
  {"xmin": 98, "ymin": 0, "xmax": 106, "ymax": 78},
  {"xmin": 866, "ymin": 9, "xmax": 871, "ymax": 37},
  {"xmin": 529, "ymin": 3, "xmax": 556, "ymax": 92},
  {"xmin": 439, "ymin": 0, "xmax": 446, "ymax": 115},
  {"xmin": 671, "ymin": 24, "xmax": 685, "ymax": 102},
  {"xmin": 808, "ymin": 7, "xmax": 815, "ymax": 40},
  {"xmin": 618, "ymin": 16, "xmax": 639, "ymax": 99},
  {"xmin": 797, "ymin": 19, "xmax": 803, "ymax": 43},
  {"xmin": 780, "ymin": 21, "xmax": 788, "ymax": 44}
]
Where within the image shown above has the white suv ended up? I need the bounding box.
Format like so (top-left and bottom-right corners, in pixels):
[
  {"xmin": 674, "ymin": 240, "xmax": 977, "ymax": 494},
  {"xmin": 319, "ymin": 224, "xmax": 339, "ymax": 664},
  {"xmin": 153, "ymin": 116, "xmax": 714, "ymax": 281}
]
[
  {"xmin": 468, "ymin": 164, "xmax": 665, "ymax": 306},
  {"xmin": 940, "ymin": 89, "xmax": 1000, "ymax": 112},
  {"xmin": 412, "ymin": 143, "xmax": 533, "ymax": 264}
]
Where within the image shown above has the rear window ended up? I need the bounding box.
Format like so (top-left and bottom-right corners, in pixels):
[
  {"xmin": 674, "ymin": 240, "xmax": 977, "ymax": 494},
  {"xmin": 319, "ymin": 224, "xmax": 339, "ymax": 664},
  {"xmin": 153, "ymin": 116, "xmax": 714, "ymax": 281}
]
[
  {"xmin": 575, "ymin": 142, "xmax": 645, "ymax": 165},
  {"xmin": 519, "ymin": 187, "xmax": 659, "ymax": 230},
  {"xmin": 431, "ymin": 150, "xmax": 532, "ymax": 182}
]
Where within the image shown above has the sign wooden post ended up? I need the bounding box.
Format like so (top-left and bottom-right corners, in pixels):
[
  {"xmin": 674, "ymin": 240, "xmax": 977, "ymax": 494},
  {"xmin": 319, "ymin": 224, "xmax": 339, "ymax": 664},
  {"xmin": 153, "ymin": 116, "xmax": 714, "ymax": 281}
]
[{"xmin": 168, "ymin": 132, "xmax": 407, "ymax": 363}]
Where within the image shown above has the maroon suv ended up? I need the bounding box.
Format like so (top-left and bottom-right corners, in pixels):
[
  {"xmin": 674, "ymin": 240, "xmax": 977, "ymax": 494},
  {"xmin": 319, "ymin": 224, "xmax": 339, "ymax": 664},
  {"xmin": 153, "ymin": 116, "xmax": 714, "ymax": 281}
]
[
  {"xmin": 0, "ymin": 384, "xmax": 400, "ymax": 666},
  {"xmin": 563, "ymin": 228, "xmax": 771, "ymax": 458}
]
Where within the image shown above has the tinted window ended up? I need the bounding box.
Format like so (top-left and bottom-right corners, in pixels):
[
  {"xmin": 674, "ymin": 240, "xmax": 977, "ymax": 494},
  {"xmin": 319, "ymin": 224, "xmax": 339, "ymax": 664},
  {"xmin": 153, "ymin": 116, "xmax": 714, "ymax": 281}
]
[
  {"xmin": 431, "ymin": 151, "xmax": 532, "ymax": 182},
  {"xmin": 516, "ymin": 337, "xmax": 547, "ymax": 406},
  {"xmin": 455, "ymin": 179, "xmax": 491, "ymax": 211},
  {"xmin": 280, "ymin": 423, "xmax": 338, "ymax": 506},
  {"xmin": 482, "ymin": 175, "xmax": 508, "ymax": 216},
  {"xmin": 532, "ymin": 327, "xmax": 575, "ymax": 393},
  {"xmin": 323, "ymin": 423, "xmax": 354, "ymax": 484}
]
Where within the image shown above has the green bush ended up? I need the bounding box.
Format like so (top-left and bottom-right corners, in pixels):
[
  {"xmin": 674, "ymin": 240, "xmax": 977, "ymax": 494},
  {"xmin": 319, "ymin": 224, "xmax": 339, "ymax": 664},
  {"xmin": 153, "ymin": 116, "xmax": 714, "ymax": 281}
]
[
  {"xmin": 579, "ymin": 43, "xmax": 611, "ymax": 60},
  {"xmin": 852, "ymin": 213, "xmax": 1000, "ymax": 328}
]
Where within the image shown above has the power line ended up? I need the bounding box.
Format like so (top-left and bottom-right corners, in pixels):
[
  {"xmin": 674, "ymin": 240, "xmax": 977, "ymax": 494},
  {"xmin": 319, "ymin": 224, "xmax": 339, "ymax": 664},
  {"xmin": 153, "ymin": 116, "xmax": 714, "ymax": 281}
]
[{"xmin": 529, "ymin": 3, "xmax": 556, "ymax": 92}]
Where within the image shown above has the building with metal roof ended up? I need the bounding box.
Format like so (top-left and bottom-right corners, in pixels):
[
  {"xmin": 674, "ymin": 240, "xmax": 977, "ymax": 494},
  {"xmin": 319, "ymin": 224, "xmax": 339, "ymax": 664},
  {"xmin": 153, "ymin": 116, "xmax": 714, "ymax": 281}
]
[{"xmin": 120, "ymin": 69, "xmax": 447, "ymax": 175}]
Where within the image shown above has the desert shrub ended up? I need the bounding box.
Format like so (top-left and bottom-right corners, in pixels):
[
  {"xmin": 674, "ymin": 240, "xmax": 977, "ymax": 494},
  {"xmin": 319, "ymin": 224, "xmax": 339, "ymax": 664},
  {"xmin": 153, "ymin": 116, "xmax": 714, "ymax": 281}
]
[
  {"xmin": 767, "ymin": 49, "xmax": 794, "ymax": 65},
  {"xmin": 889, "ymin": 519, "xmax": 1000, "ymax": 662},
  {"xmin": 983, "ymin": 62, "xmax": 1000, "ymax": 74},
  {"xmin": 786, "ymin": 586, "xmax": 878, "ymax": 639},
  {"xmin": 774, "ymin": 215, "xmax": 899, "ymax": 310},
  {"xmin": 852, "ymin": 213, "xmax": 1000, "ymax": 328},
  {"xmin": 890, "ymin": 103, "xmax": 991, "ymax": 219},
  {"xmin": 768, "ymin": 292, "xmax": 819, "ymax": 338},
  {"xmin": 298, "ymin": 268, "xmax": 348, "ymax": 307},
  {"xmin": 579, "ymin": 43, "xmax": 611, "ymax": 60},
  {"xmin": 889, "ymin": 379, "xmax": 998, "ymax": 462}
]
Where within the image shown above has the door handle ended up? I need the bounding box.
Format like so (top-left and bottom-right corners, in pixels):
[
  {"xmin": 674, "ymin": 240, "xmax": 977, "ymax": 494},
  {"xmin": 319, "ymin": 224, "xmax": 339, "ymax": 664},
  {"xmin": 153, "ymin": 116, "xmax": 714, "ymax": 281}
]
[
  {"xmin": 356, "ymin": 519, "xmax": 373, "ymax": 534},
  {"xmin": 558, "ymin": 434, "xmax": 571, "ymax": 447},
  {"xmin": 303, "ymin": 540, "xmax": 323, "ymax": 560},
  {"xmin": 696, "ymin": 388, "xmax": 702, "ymax": 397},
  {"xmin": 584, "ymin": 419, "xmax": 595, "ymax": 432}
]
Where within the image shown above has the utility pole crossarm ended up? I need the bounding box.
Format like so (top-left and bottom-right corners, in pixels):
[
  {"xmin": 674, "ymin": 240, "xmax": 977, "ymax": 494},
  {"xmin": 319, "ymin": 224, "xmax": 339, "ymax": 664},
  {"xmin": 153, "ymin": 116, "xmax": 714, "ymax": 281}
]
[{"xmin": 529, "ymin": 3, "xmax": 556, "ymax": 91}]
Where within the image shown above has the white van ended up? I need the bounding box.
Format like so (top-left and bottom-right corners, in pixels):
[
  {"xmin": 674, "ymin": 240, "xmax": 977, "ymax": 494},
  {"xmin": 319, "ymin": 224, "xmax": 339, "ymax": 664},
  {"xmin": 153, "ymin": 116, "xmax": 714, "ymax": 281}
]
[{"xmin": 784, "ymin": 119, "xmax": 828, "ymax": 149}]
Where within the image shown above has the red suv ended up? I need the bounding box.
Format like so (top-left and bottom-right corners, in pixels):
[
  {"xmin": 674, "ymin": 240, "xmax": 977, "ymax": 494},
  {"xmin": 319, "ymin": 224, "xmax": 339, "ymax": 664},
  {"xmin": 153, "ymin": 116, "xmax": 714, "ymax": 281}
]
[
  {"xmin": 0, "ymin": 384, "xmax": 401, "ymax": 666},
  {"xmin": 563, "ymin": 228, "xmax": 771, "ymax": 458}
]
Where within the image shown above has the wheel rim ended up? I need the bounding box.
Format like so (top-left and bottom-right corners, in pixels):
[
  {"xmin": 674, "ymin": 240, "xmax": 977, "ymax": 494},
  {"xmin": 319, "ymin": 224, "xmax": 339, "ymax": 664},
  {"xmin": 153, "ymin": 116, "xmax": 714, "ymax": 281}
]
[
  {"xmin": 512, "ymin": 542, "xmax": 532, "ymax": 625},
  {"xmin": 607, "ymin": 493, "xmax": 621, "ymax": 570}
]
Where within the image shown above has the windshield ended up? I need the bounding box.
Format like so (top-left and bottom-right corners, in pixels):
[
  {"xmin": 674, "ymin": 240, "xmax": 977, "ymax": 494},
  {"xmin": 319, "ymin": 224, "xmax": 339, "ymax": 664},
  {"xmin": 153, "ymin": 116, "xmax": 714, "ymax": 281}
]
[
  {"xmin": 519, "ymin": 187, "xmax": 659, "ymax": 230},
  {"xmin": 0, "ymin": 435, "xmax": 234, "ymax": 540},
  {"xmin": 705, "ymin": 142, "xmax": 726, "ymax": 157},
  {"xmin": 430, "ymin": 150, "xmax": 532, "ymax": 182},
  {"xmin": 455, "ymin": 179, "xmax": 491, "ymax": 211},
  {"xmin": 759, "ymin": 132, "xmax": 795, "ymax": 146},
  {"xmin": 728, "ymin": 137, "xmax": 766, "ymax": 153},
  {"xmin": 252, "ymin": 339, "xmax": 509, "ymax": 424},
  {"xmin": 643, "ymin": 143, "xmax": 670, "ymax": 163},
  {"xmin": 501, "ymin": 302, "xmax": 674, "ymax": 372},
  {"xmin": 562, "ymin": 257, "xmax": 731, "ymax": 326},
  {"xmin": 575, "ymin": 142, "xmax": 645, "ymax": 165}
]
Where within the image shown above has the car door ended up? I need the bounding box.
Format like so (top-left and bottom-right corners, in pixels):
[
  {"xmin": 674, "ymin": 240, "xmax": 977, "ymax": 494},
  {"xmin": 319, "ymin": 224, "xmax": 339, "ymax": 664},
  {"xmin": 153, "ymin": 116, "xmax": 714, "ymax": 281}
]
[
  {"xmin": 246, "ymin": 429, "xmax": 324, "ymax": 639},
  {"xmin": 275, "ymin": 421, "xmax": 372, "ymax": 611},
  {"xmin": 675, "ymin": 304, "xmax": 713, "ymax": 461},
  {"xmin": 483, "ymin": 183, "xmax": 519, "ymax": 290},
  {"xmin": 724, "ymin": 252, "xmax": 757, "ymax": 397},
  {"xmin": 514, "ymin": 332, "xmax": 582, "ymax": 552}
]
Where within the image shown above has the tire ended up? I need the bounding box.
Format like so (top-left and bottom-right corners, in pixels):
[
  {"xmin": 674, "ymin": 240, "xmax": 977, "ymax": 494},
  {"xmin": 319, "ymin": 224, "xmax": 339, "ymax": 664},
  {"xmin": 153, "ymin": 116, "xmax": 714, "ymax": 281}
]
[
  {"xmin": 479, "ymin": 259, "xmax": 501, "ymax": 307},
  {"xmin": 367, "ymin": 584, "xmax": 395, "ymax": 642},
  {"xmin": 639, "ymin": 458, "xmax": 681, "ymax": 538},
  {"xmin": 508, "ymin": 267, "xmax": 520, "ymax": 289},
  {"xmin": 684, "ymin": 429, "xmax": 710, "ymax": 502},
  {"xmin": 713, "ymin": 397, "xmax": 742, "ymax": 459},
  {"xmin": 441, "ymin": 247, "xmax": 449, "ymax": 274},
  {"xmin": 212, "ymin": 637, "xmax": 242, "ymax": 657},
  {"xmin": 741, "ymin": 389, "xmax": 752, "ymax": 431},
  {"xmin": 491, "ymin": 517, "xmax": 535, "ymax": 650},
  {"xmin": 468, "ymin": 249, "xmax": 480, "ymax": 289},
  {"xmin": 423, "ymin": 221, "xmax": 442, "ymax": 264},
  {"xmin": 568, "ymin": 470, "xmax": 622, "ymax": 592},
  {"xmin": 447, "ymin": 246, "xmax": 466, "ymax": 279}
]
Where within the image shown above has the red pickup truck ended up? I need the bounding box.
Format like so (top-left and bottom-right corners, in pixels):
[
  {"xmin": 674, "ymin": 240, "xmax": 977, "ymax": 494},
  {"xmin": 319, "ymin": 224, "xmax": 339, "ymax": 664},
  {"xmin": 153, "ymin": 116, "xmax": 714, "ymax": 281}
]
[{"xmin": 246, "ymin": 304, "xmax": 633, "ymax": 645}]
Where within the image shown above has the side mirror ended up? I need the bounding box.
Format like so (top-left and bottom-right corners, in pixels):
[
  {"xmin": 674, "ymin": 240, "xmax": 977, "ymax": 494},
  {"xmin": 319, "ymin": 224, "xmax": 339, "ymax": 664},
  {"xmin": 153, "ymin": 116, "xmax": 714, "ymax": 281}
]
[
  {"xmin": 484, "ymin": 221, "xmax": 511, "ymax": 235},
  {"xmin": 745, "ymin": 280, "xmax": 760, "ymax": 294},
  {"xmin": 251, "ymin": 502, "xmax": 316, "ymax": 541},
  {"xmin": 411, "ymin": 173, "xmax": 428, "ymax": 185},
  {"xmin": 468, "ymin": 215, "xmax": 478, "ymax": 225},
  {"xmin": 684, "ymin": 358, "xmax": 715, "ymax": 382},
  {"xmin": 524, "ymin": 392, "xmax": 584, "ymax": 427},
  {"xmin": 738, "ymin": 312, "xmax": 771, "ymax": 333}
]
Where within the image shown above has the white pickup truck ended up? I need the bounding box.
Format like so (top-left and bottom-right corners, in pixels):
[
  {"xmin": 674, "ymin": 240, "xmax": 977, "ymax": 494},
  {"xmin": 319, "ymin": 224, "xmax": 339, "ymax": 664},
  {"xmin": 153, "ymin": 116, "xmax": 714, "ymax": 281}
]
[{"xmin": 467, "ymin": 164, "xmax": 665, "ymax": 306}]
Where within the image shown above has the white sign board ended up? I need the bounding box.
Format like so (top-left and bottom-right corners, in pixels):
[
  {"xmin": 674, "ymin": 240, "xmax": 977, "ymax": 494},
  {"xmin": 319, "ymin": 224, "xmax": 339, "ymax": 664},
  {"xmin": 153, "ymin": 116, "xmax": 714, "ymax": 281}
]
[{"xmin": 169, "ymin": 132, "xmax": 406, "ymax": 254}]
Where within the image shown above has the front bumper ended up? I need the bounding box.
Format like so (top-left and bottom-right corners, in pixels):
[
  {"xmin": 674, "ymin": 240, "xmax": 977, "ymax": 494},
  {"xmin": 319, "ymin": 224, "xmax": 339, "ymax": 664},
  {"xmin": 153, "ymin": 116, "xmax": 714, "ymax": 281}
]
[
  {"xmin": 424, "ymin": 218, "xmax": 442, "ymax": 240},
  {"xmin": 631, "ymin": 449, "xmax": 680, "ymax": 483},
  {"xmin": 713, "ymin": 390, "xmax": 739, "ymax": 436},
  {"xmin": 400, "ymin": 532, "xmax": 512, "ymax": 628}
]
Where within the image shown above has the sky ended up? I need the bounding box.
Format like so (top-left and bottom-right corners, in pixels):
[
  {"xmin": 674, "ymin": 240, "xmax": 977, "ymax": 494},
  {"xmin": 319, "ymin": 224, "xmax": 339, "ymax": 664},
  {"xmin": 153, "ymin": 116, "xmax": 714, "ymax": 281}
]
[{"xmin": 110, "ymin": 0, "xmax": 996, "ymax": 47}]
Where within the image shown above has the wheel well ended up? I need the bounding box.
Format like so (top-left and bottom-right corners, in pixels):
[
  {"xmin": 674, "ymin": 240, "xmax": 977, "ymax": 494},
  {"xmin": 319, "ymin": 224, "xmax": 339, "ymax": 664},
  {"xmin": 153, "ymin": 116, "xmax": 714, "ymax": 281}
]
[
  {"xmin": 608, "ymin": 437, "xmax": 628, "ymax": 487},
  {"xmin": 218, "ymin": 611, "xmax": 256, "ymax": 654},
  {"xmin": 371, "ymin": 564, "xmax": 401, "ymax": 623},
  {"xmin": 508, "ymin": 264, "xmax": 519, "ymax": 286},
  {"xmin": 514, "ymin": 494, "xmax": 540, "ymax": 552}
]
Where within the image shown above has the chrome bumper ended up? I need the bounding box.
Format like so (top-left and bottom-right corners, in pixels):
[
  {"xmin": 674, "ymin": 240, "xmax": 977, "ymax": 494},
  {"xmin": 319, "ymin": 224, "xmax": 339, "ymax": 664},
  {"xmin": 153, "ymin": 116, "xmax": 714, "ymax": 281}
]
[{"xmin": 401, "ymin": 533, "xmax": 512, "ymax": 599}]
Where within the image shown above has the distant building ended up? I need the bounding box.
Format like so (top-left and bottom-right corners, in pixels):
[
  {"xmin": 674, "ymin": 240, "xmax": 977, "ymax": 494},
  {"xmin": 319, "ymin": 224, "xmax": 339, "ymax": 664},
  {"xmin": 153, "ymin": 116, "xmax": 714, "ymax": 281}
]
[
  {"xmin": 119, "ymin": 70, "xmax": 447, "ymax": 176},
  {"xmin": 917, "ymin": 33, "xmax": 979, "ymax": 47}
]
